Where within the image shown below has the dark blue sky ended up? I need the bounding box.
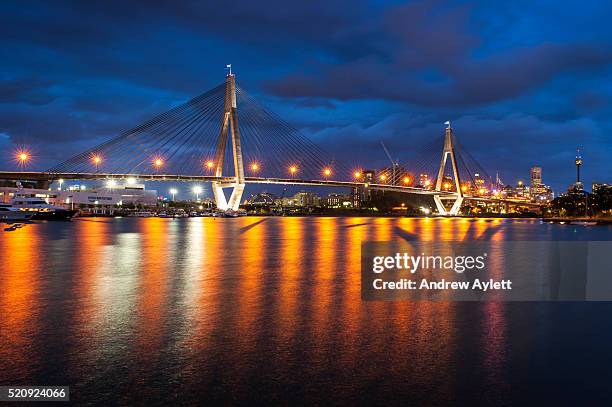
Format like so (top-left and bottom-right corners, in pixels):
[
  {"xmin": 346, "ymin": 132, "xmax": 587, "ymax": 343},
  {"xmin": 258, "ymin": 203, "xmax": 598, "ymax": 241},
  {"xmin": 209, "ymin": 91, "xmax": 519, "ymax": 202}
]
[{"xmin": 1, "ymin": 0, "xmax": 611, "ymax": 194}]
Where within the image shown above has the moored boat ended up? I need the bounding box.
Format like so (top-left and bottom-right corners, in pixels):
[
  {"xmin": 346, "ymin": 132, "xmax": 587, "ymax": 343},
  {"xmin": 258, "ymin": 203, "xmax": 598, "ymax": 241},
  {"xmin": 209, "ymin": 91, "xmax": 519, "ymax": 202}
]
[
  {"xmin": 0, "ymin": 204, "xmax": 34, "ymax": 221},
  {"xmin": 10, "ymin": 197, "xmax": 77, "ymax": 220}
]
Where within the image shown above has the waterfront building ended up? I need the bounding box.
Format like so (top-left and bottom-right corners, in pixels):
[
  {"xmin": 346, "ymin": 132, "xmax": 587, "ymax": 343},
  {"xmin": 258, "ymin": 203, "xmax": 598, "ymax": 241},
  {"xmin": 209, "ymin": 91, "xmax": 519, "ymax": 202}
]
[
  {"xmin": 0, "ymin": 184, "xmax": 157, "ymax": 207},
  {"xmin": 292, "ymin": 191, "xmax": 320, "ymax": 207},
  {"xmin": 320, "ymin": 193, "xmax": 352, "ymax": 208},
  {"xmin": 350, "ymin": 187, "xmax": 362, "ymax": 208}
]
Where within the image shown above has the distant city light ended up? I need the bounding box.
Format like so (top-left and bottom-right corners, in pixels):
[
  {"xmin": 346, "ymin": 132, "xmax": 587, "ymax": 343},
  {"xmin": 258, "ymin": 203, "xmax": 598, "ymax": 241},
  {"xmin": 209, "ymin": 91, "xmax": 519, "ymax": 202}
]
[
  {"xmin": 170, "ymin": 188, "xmax": 178, "ymax": 201},
  {"xmin": 106, "ymin": 179, "xmax": 117, "ymax": 188},
  {"xmin": 126, "ymin": 177, "xmax": 137, "ymax": 185},
  {"xmin": 424, "ymin": 180, "xmax": 431, "ymax": 187}
]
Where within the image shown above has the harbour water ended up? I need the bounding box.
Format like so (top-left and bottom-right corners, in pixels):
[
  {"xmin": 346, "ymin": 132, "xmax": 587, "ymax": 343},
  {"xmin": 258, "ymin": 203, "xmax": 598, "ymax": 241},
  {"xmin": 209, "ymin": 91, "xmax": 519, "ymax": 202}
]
[{"xmin": 1, "ymin": 217, "xmax": 611, "ymax": 404}]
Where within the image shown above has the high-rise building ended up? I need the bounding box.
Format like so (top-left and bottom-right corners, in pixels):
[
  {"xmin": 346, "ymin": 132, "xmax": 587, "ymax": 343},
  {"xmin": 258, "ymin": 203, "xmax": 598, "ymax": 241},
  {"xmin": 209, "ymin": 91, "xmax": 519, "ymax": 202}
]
[
  {"xmin": 530, "ymin": 166, "xmax": 542, "ymax": 187},
  {"xmin": 528, "ymin": 166, "xmax": 554, "ymax": 203}
]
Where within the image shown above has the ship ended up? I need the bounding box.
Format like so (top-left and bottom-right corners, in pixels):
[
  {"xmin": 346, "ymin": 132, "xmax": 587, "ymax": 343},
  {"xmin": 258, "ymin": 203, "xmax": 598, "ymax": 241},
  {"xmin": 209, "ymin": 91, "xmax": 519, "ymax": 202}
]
[{"xmin": 10, "ymin": 197, "xmax": 78, "ymax": 220}]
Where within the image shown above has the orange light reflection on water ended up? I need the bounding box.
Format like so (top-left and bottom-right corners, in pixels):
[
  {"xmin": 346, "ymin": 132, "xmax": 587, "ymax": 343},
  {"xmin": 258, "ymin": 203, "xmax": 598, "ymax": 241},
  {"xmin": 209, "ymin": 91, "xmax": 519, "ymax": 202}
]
[{"xmin": 0, "ymin": 226, "xmax": 41, "ymax": 379}]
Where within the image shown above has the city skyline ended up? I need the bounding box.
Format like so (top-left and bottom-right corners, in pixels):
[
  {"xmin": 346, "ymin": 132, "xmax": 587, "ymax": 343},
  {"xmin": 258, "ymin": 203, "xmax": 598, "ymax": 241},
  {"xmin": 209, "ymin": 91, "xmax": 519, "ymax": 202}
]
[{"xmin": 1, "ymin": 1, "xmax": 611, "ymax": 193}]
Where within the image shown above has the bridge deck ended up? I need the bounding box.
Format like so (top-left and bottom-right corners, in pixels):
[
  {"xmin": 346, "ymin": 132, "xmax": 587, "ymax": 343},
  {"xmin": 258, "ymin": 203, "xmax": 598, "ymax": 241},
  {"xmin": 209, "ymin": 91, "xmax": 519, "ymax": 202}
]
[{"xmin": 0, "ymin": 171, "xmax": 539, "ymax": 205}]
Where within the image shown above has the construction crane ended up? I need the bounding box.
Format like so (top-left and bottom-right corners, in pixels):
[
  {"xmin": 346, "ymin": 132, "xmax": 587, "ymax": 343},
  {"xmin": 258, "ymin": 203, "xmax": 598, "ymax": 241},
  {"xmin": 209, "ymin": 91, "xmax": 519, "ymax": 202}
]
[{"xmin": 380, "ymin": 141, "xmax": 399, "ymax": 185}]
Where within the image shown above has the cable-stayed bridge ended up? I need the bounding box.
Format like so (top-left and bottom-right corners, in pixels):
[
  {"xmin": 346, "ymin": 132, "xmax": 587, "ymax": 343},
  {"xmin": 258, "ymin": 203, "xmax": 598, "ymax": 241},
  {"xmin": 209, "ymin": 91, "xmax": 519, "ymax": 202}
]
[{"xmin": 0, "ymin": 70, "xmax": 538, "ymax": 215}]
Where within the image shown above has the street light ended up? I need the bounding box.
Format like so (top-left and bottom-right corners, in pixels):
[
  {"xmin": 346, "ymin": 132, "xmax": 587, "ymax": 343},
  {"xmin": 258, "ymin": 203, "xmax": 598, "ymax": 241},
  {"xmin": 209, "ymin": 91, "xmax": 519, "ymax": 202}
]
[
  {"xmin": 153, "ymin": 157, "xmax": 164, "ymax": 170},
  {"xmin": 250, "ymin": 162, "xmax": 260, "ymax": 172},
  {"xmin": 354, "ymin": 170, "xmax": 362, "ymax": 179},
  {"xmin": 289, "ymin": 165, "xmax": 298, "ymax": 178},
  {"xmin": 15, "ymin": 148, "xmax": 30, "ymax": 166},
  {"xmin": 193, "ymin": 185, "xmax": 203, "ymax": 201},
  {"xmin": 58, "ymin": 178, "xmax": 64, "ymax": 191},
  {"xmin": 91, "ymin": 154, "xmax": 102, "ymax": 170},
  {"xmin": 106, "ymin": 179, "xmax": 117, "ymax": 189},
  {"xmin": 323, "ymin": 167, "xmax": 331, "ymax": 179},
  {"xmin": 205, "ymin": 160, "xmax": 214, "ymax": 172},
  {"xmin": 170, "ymin": 188, "xmax": 178, "ymax": 201},
  {"xmin": 403, "ymin": 176, "xmax": 410, "ymax": 185},
  {"xmin": 380, "ymin": 174, "xmax": 387, "ymax": 182}
]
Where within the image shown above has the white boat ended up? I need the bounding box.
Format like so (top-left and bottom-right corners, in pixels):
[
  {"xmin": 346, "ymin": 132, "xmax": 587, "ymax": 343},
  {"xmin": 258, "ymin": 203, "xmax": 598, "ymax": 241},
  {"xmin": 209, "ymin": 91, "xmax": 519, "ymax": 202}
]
[
  {"xmin": 9, "ymin": 197, "xmax": 77, "ymax": 220},
  {"xmin": 0, "ymin": 204, "xmax": 34, "ymax": 221},
  {"xmin": 570, "ymin": 221, "xmax": 598, "ymax": 226},
  {"xmin": 130, "ymin": 211, "xmax": 155, "ymax": 217}
]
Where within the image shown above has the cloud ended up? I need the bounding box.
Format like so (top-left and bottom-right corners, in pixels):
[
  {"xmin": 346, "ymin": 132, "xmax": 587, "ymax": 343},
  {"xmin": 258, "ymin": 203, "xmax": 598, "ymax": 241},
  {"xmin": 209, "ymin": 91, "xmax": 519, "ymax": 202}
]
[{"xmin": 0, "ymin": 76, "xmax": 57, "ymax": 105}]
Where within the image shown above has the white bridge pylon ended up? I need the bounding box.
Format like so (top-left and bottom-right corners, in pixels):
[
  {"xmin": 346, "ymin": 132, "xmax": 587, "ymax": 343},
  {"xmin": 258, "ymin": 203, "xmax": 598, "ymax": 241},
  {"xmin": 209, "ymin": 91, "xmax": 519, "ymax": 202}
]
[
  {"xmin": 212, "ymin": 71, "xmax": 245, "ymax": 211},
  {"xmin": 433, "ymin": 122, "xmax": 464, "ymax": 216}
]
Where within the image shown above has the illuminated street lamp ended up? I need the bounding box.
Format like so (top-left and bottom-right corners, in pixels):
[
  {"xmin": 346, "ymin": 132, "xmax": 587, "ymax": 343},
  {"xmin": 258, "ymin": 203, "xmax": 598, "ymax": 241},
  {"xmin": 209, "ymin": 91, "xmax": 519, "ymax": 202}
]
[
  {"xmin": 380, "ymin": 174, "xmax": 387, "ymax": 183},
  {"xmin": 153, "ymin": 157, "xmax": 164, "ymax": 172},
  {"xmin": 106, "ymin": 179, "xmax": 117, "ymax": 190},
  {"xmin": 250, "ymin": 162, "xmax": 260, "ymax": 172},
  {"xmin": 205, "ymin": 160, "xmax": 214, "ymax": 173},
  {"xmin": 323, "ymin": 167, "xmax": 331, "ymax": 179},
  {"xmin": 91, "ymin": 154, "xmax": 102, "ymax": 170},
  {"xmin": 15, "ymin": 148, "xmax": 30, "ymax": 167},
  {"xmin": 354, "ymin": 170, "xmax": 362, "ymax": 179},
  {"xmin": 289, "ymin": 165, "xmax": 298, "ymax": 178},
  {"xmin": 58, "ymin": 178, "xmax": 64, "ymax": 191},
  {"xmin": 403, "ymin": 176, "xmax": 411, "ymax": 185},
  {"xmin": 193, "ymin": 185, "xmax": 203, "ymax": 201},
  {"xmin": 169, "ymin": 188, "xmax": 178, "ymax": 201}
]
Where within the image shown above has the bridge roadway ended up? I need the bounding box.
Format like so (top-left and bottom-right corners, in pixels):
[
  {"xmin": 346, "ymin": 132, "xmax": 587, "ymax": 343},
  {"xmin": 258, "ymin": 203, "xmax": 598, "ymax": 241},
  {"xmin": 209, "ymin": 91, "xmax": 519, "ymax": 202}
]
[
  {"xmin": 0, "ymin": 171, "xmax": 453, "ymax": 195},
  {"xmin": 0, "ymin": 171, "xmax": 540, "ymax": 206}
]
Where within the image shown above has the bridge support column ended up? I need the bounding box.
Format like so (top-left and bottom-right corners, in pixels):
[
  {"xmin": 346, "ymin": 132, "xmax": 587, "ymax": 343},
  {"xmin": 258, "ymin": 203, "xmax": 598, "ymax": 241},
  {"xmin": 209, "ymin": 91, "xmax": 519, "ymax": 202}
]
[
  {"xmin": 434, "ymin": 122, "xmax": 464, "ymax": 216},
  {"xmin": 212, "ymin": 71, "xmax": 245, "ymax": 211}
]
